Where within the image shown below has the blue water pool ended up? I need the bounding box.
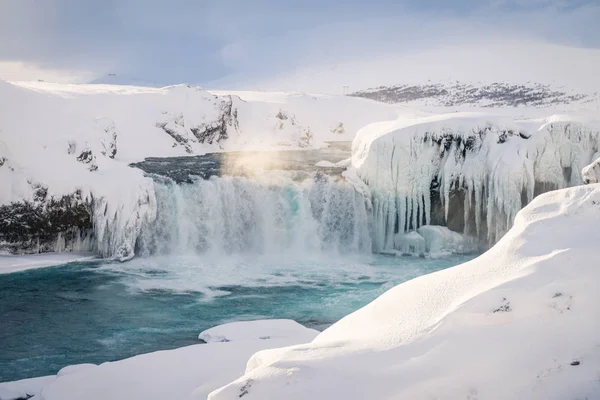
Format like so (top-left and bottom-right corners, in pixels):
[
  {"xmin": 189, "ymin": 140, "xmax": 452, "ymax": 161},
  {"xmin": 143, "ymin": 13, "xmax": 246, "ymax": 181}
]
[{"xmin": 0, "ymin": 253, "xmax": 477, "ymax": 382}]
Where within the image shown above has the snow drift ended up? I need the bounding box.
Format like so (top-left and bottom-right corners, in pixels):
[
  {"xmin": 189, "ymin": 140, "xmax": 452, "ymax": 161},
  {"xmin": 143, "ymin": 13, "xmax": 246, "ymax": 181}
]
[
  {"xmin": 210, "ymin": 183, "xmax": 600, "ymax": 400},
  {"xmin": 351, "ymin": 113, "xmax": 600, "ymax": 251}
]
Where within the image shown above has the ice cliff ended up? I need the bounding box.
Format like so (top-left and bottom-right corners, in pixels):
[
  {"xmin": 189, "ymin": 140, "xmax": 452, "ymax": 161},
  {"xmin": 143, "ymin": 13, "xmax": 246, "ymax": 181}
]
[{"xmin": 351, "ymin": 113, "xmax": 600, "ymax": 252}]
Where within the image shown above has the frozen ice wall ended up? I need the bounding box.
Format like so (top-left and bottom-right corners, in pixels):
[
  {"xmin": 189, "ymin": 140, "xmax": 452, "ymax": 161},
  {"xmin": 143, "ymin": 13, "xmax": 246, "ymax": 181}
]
[{"xmin": 352, "ymin": 114, "xmax": 600, "ymax": 251}]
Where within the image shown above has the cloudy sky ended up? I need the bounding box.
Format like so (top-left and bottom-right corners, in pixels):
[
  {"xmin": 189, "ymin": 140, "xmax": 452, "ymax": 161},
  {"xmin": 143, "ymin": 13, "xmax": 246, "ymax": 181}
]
[{"xmin": 1, "ymin": 0, "xmax": 599, "ymax": 91}]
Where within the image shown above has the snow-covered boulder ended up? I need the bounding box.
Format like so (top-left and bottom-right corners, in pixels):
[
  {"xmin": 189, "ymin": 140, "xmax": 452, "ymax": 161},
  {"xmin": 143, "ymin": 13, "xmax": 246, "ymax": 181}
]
[
  {"xmin": 417, "ymin": 225, "xmax": 478, "ymax": 256},
  {"xmin": 582, "ymin": 156, "xmax": 600, "ymax": 184},
  {"xmin": 392, "ymin": 231, "xmax": 426, "ymax": 255},
  {"xmin": 199, "ymin": 319, "xmax": 319, "ymax": 343},
  {"xmin": 210, "ymin": 184, "xmax": 600, "ymax": 400}
]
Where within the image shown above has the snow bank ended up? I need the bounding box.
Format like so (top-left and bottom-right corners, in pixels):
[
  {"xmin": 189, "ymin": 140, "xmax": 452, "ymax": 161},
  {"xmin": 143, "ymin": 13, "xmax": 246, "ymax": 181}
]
[
  {"xmin": 0, "ymin": 376, "xmax": 54, "ymax": 400},
  {"xmin": 199, "ymin": 320, "xmax": 319, "ymax": 343},
  {"xmin": 0, "ymin": 252, "xmax": 97, "ymax": 274},
  {"xmin": 210, "ymin": 184, "xmax": 600, "ymax": 400},
  {"xmin": 0, "ymin": 320, "xmax": 317, "ymax": 400},
  {"xmin": 352, "ymin": 113, "xmax": 600, "ymax": 251},
  {"xmin": 582, "ymin": 156, "xmax": 600, "ymax": 184}
]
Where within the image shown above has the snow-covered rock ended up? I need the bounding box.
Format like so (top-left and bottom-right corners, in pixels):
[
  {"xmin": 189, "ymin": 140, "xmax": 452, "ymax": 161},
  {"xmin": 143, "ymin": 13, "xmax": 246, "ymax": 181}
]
[
  {"xmin": 582, "ymin": 156, "xmax": 600, "ymax": 184},
  {"xmin": 392, "ymin": 231, "xmax": 426, "ymax": 255},
  {"xmin": 352, "ymin": 113, "xmax": 600, "ymax": 251},
  {"xmin": 416, "ymin": 225, "xmax": 478, "ymax": 256},
  {"xmin": 209, "ymin": 183, "xmax": 600, "ymax": 400},
  {"xmin": 199, "ymin": 320, "xmax": 319, "ymax": 343}
]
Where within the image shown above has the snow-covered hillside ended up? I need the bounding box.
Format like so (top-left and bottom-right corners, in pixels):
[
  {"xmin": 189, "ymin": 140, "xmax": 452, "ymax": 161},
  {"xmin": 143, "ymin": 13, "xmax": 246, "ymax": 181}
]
[
  {"xmin": 0, "ymin": 80, "xmax": 405, "ymax": 258},
  {"xmin": 209, "ymin": 182, "xmax": 600, "ymax": 400}
]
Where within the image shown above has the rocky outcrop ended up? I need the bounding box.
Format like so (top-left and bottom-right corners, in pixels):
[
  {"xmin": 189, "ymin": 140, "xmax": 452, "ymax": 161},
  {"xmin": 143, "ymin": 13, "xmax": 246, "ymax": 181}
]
[
  {"xmin": 96, "ymin": 117, "xmax": 118, "ymax": 159},
  {"xmin": 156, "ymin": 114, "xmax": 193, "ymax": 153},
  {"xmin": 157, "ymin": 96, "xmax": 240, "ymax": 152},
  {"xmin": 582, "ymin": 157, "xmax": 600, "ymax": 184},
  {"xmin": 0, "ymin": 186, "xmax": 94, "ymax": 254},
  {"xmin": 351, "ymin": 81, "xmax": 593, "ymax": 108},
  {"xmin": 190, "ymin": 97, "xmax": 239, "ymax": 145}
]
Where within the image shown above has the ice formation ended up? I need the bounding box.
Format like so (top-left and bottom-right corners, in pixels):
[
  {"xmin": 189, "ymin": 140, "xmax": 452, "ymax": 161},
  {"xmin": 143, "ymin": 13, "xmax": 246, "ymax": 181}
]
[
  {"xmin": 352, "ymin": 114, "xmax": 600, "ymax": 251},
  {"xmin": 135, "ymin": 173, "xmax": 371, "ymax": 257}
]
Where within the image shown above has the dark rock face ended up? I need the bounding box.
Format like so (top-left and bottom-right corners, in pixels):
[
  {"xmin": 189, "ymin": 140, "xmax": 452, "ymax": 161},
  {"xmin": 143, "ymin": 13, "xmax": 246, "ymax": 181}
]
[
  {"xmin": 190, "ymin": 96, "xmax": 239, "ymax": 145},
  {"xmin": 351, "ymin": 82, "xmax": 590, "ymax": 107},
  {"xmin": 157, "ymin": 96, "xmax": 240, "ymax": 152},
  {"xmin": 75, "ymin": 147, "xmax": 98, "ymax": 171},
  {"xmin": 0, "ymin": 187, "xmax": 94, "ymax": 254},
  {"xmin": 156, "ymin": 119, "xmax": 193, "ymax": 153}
]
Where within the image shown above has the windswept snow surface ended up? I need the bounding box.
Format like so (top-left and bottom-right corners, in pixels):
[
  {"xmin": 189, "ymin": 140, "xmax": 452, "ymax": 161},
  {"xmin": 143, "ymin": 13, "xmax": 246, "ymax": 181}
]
[
  {"xmin": 351, "ymin": 113, "xmax": 600, "ymax": 250},
  {"xmin": 210, "ymin": 184, "xmax": 600, "ymax": 400},
  {"xmin": 0, "ymin": 320, "xmax": 317, "ymax": 400}
]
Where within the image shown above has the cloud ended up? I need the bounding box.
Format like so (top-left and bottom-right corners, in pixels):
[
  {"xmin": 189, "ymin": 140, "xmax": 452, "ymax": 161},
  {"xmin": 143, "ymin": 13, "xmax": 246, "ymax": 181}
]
[{"xmin": 0, "ymin": 0, "xmax": 598, "ymax": 87}]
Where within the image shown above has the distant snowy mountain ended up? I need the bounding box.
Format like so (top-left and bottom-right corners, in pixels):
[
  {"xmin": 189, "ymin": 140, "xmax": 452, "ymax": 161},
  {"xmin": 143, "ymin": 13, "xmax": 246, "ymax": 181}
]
[
  {"xmin": 88, "ymin": 73, "xmax": 164, "ymax": 87},
  {"xmin": 350, "ymin": 81, "xmax": 599, "ymax": 108}
]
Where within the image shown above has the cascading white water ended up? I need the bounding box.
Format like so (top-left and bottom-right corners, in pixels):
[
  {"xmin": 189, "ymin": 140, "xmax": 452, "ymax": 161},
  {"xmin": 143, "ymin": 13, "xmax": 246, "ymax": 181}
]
[{"xmin": 135, "ymin": 172, "xmax": 372, "ymax": 257}]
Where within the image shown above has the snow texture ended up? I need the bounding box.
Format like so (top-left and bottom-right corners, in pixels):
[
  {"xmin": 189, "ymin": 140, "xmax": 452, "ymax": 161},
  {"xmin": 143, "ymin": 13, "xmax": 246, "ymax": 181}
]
[
  {"xmin": 0, "ymin": 376, "xmax": 54, "ymax": 400},
  {"xmin": 0, "ymin": 320, "xmax": 318, "ymax": 400},
  {"xmin": 352, "ymin": 113, "xmax": 600, "ymax": 251},
  {"xmin": 210, "ymin": 183, "xmax": 600, "ymax": 400}
]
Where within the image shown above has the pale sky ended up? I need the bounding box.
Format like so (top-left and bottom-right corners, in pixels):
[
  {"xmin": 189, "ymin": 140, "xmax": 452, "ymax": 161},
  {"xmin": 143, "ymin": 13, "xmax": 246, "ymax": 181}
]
[{"xmin": 0, "ymin": 0, "xmax": 598, "ymax": 90}]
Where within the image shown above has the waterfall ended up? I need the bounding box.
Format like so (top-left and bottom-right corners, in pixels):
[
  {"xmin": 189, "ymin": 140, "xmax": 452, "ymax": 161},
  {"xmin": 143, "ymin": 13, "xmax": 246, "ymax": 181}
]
[{"xmin": 135, "ymin": 172, "xmax": 372, "ymax": 257}]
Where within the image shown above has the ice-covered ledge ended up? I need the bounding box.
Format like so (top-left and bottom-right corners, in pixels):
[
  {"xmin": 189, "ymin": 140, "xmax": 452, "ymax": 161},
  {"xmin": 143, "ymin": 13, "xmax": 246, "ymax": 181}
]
[
  {"xmin": 210, "ymin": 184, "xmax": 600, "ymax": 400},
  {"xmin": 351, "ymin": 113, "xmax": 600, "ymax": 251}
]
